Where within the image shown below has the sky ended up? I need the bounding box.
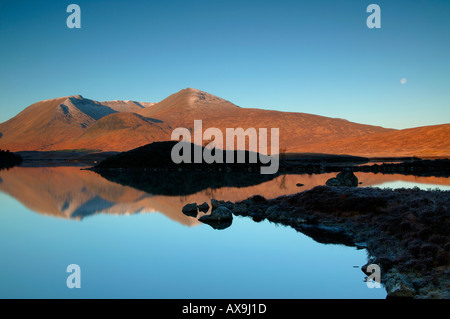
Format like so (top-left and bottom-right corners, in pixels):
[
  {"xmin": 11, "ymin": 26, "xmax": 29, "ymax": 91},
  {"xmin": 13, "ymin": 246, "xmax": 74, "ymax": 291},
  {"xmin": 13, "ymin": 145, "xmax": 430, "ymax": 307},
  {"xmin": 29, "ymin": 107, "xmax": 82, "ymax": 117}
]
[{"xmin": 0, "ymin": 0, "xmax": 449, "ymax": 129}]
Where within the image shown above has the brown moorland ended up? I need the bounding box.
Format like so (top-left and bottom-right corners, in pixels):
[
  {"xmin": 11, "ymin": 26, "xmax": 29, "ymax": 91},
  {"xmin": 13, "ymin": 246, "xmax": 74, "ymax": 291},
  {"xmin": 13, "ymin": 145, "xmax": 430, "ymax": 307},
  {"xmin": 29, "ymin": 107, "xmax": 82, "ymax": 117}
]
[{"xmin": 0, "ymin": 88, "xmax": 448, "ymax": 157}]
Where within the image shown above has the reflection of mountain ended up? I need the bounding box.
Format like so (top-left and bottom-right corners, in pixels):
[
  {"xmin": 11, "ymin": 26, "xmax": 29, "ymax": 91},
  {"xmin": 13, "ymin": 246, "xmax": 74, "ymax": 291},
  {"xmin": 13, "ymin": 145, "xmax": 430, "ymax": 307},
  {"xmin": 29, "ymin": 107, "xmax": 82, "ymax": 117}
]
[
  {"xmin": 0, "ymin": 167, "xmax": 196, "ymax": 225},
  {"xmin": 0, "ymin": 167, "xmax": 449, "ymax": 224}
]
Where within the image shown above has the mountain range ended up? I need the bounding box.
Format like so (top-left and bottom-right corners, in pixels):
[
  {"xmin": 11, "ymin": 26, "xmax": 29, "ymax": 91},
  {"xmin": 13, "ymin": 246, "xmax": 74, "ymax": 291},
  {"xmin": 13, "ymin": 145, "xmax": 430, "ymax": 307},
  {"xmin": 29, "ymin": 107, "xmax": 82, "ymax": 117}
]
[{"xmin": 0, "ymin": 88, "xmax": 448, "ymax": 157}]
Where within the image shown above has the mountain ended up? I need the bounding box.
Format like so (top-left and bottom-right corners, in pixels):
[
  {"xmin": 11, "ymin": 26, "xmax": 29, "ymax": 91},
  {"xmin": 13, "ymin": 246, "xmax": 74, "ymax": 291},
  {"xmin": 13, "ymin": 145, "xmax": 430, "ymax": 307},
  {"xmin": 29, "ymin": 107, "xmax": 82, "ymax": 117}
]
[
  {"xmin": 139, "ymin": 88, "xmax": 239, "ymax": 119},
  {"xmin": 138, "ymin": 88, "xmax": 393, "ymax": 152},
  {"xmin": 0, "ymin": 96, "xmax": 94, "ymax": 151},
  {"xmin": 0, "ymin": 95, "xmax": 161, "ymax": 151},
  {"xmin": 63, "ymin": 112, "xmax": 171, "ymax": 151},
  {"xmin": 101, "ymin": 100, "xmax": 155, "ymax": 113},
  {"xmin": 0, "ymin": 88, "xmax": 448, "ymax": 157},
  {"xmin": 302, "ymin": 124, "xmax": 450, "ymax": 157}
]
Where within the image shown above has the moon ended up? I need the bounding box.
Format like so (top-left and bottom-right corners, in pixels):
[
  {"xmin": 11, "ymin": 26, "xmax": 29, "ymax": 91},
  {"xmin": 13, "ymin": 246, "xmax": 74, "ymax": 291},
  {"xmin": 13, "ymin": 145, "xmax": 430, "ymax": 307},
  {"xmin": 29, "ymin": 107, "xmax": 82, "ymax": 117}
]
[{"xmin": 400, "ymin": 78, "xmax": 407, "ymax": 85}]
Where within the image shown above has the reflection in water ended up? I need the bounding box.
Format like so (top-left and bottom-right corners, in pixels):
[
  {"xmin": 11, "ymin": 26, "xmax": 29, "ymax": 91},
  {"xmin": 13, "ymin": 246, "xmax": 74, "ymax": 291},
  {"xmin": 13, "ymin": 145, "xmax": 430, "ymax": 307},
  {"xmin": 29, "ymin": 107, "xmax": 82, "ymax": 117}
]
[
  {"xmin": 0, "ymin": 166, "xmax": 449, "ymax": 224},
  {"xmin": 95, "ymin": 169, "xmax": 280, "ymax": 196},
  {"xmin": 2, "ymin": 166, "xmax": 448, "ymax": 299}
]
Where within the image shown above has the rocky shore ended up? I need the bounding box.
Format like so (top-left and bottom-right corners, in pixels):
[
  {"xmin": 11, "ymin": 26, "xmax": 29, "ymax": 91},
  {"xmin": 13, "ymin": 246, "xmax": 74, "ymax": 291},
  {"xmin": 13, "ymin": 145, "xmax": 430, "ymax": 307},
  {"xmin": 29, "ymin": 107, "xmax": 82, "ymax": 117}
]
[
  {"xmin": 279, "ymin": 158, "xmax": 450, "ymax": 177},
  {"xmin": 186, "ymin": 186, "xmax": 449, "ymax": 299},
  {"xmin": 0, "ymin": 149, "xmax": 22, "ymax": 170},
  {"xmin": 355, "ymin": 158, "xmax": 450, "ymax": 177}
]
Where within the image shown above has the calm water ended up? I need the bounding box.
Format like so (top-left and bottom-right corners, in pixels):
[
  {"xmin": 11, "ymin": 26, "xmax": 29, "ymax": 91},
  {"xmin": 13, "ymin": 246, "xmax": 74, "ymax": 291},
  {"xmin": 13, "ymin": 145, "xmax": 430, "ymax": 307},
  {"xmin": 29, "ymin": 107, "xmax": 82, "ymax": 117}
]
[{"xmin": 1, "ymin": 166, "xmax": 449, "ymax": 299}]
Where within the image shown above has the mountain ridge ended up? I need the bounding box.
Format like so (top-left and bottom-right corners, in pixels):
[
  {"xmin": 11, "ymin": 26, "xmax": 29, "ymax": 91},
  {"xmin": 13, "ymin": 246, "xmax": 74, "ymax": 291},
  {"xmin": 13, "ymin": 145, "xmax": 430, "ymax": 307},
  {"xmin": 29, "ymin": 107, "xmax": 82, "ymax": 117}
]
[{"xmin": 0, "ymin": 88, "xmax": 448, "ymax": 157}]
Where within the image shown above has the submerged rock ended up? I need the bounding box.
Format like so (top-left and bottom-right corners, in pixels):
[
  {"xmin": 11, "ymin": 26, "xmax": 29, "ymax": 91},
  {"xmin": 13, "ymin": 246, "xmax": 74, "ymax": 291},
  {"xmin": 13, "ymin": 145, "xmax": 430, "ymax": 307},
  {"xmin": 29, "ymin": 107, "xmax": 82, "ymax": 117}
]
[{"xmin": 325, "ymin": 168, "xmax": 358, "ymax": 187}]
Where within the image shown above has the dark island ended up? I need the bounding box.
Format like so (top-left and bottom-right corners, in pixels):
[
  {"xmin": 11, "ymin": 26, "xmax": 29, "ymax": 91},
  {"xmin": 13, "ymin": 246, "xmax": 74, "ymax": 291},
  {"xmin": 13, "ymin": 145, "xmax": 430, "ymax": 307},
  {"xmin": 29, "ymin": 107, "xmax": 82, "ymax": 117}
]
[
  {"xmin": 92, "ymin": 140, "xmax": 272, "ymax": 172},
  {"xmin": 89, "ymin": 141, "xmax": 280, "ymax": 195}
]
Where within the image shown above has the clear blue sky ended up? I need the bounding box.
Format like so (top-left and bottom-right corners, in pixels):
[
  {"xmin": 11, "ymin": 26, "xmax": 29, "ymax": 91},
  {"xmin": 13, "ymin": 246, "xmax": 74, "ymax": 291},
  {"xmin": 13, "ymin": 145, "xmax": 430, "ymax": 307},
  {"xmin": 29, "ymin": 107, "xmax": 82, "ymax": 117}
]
[{"xmin": 0, "ymin": 0, "xmax": 449, "ymax": 129}]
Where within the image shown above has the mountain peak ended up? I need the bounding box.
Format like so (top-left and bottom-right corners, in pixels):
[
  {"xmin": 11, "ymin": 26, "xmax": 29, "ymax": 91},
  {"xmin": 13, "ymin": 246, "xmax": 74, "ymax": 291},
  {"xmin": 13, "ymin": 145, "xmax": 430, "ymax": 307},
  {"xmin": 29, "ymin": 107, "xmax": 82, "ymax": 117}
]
[
  {"xmin": 137, "ymin": 88, "xmax": 239, "ymax": 118},
  {"xmin": 177, "ymin": 88, "xmax": 228, "ymax": 103},
  {"xmin": 183, "ymin": 87, "xmax": 202, "ymax": 93},
  {"xmin": 169, "ymin": 88, "xmax": 237, "ymax": 108}
]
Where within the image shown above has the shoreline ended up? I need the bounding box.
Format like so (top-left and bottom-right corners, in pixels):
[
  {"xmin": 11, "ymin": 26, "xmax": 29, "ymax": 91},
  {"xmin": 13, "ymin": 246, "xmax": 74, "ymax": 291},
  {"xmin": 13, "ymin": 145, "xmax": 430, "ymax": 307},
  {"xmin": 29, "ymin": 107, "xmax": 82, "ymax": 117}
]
[{"xmin": 197, "ymin": 186, "xmax": 450, "ymax": 299}]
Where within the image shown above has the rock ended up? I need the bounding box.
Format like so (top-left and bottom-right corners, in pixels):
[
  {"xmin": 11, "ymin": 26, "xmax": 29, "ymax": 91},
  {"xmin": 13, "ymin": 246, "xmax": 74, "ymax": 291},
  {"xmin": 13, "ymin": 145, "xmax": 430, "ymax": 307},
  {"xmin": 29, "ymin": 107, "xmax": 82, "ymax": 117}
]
[
  {"xmin": 325, "ymin": 178, "xmax": 340, "ymax": 186},
  {"xmin": 210, "ymin": 199, "xmax": 234, "ymax": 211},
  {"xmin": 200, "ymin": 206, "xmax": 232, "ymax": 221},
  {"xmin": 384, "ymin": 272, "xmax": 416, "ymax": 298},
  {"xmin": 326, "ymin": 168, "xmax": 358, "ymax": 187},
  {"xmin": 224, "ymin": 201, "xmax": 235, "ymax": 210},
  {"xmin": 250, "ymin": 211, "xmax": 266, "ymax": 222},
  {"xmin": 211, "ymin": 199, "xmax": 219, "ymax": 210},
  {"xmin": 361, "ymin": 257, "xmax": 377, "ymax": 271},
  {"xmin": 361, "ymin": 259, "xmax": 377, "ymax": 275},
  {"xmin": 199, "ymin": 206, "xmax": 233, "ymax": 230},
  {"xmin": 250, "ymin": 195, "xmax": 268, "ymax": 204},
  {"xmin": 211, "ymin": 198, "xmax": 224, "ymax": 210},
  {"xmin": 232, "ymin": 204, "xmax": 248, "ymax": 215},
  {"xmin": 197, "ymin": 202, "xmax": 209, "ymax": 213},
  {"xmin": 199, "ymin": 218, "xmax": 232, "ymax": 230},
  {"xmin": 294, "ymin": 217, "xmax": 307, "ymax": 224},
  {"xmin": 182, "ymin": 202, "xmax": 198, "ymax": 217},
  {"xmin": 265, "ymin": 205, "xmax": 282, "ymax": 220}
]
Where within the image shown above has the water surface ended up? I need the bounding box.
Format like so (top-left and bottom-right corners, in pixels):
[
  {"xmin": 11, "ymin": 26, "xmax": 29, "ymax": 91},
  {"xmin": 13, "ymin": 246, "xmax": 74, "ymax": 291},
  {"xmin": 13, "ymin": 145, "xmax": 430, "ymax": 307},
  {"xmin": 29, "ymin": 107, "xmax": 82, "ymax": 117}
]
[{"xmin": 1, "ymin": 166, "xmax": 448, "ymax": 298}]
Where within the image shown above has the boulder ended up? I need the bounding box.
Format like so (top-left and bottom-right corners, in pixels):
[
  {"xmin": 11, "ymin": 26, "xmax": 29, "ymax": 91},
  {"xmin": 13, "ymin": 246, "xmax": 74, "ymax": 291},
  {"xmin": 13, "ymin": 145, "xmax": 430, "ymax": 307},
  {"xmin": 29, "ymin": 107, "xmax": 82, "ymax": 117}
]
[
  {"xmin": 211, "ymin": 198, "xmax": 224, "ymax": 210},
  {"xmin": 249, "ymin": 211, "xmax": 266, "ymax": 222},
  {"xmin": 197, "ymin": 202, "xmax": 210, "ymax": 213},
  {"xmin": 232, "ymin": 203, "xmax": 248, "ymax": 215},
  {"xmin": 200, "ymin": 206, "xmax": 232, "ymax": 221},
  {"xmin": 326, "ymin": 169, "xmax": 358, "ymax": 187},
  {"xmin": 223, "ymin": 201, "xmax": 235, "ymax": 209},
  {"xmin": 199, "ymin": 206, "xmax": 233, "ymax": 230},
  {"xmin": 182, "ymin": 203, "xmax": 198, "ymax": 217},
  {"xmin": 384, "ymin": 272, "xmax": 416, "ymax": 298}
]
